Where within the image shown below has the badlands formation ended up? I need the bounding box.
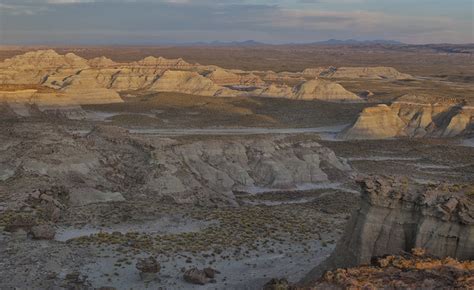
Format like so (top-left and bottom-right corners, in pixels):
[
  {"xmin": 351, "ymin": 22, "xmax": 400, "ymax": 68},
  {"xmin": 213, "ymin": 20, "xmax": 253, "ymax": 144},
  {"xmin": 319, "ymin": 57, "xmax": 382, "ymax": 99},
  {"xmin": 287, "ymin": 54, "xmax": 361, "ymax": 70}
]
[
  {"xmin": 342, "ymin": 95, "xmax": 474, "ymax": 139},
  {"xmin": 0, "ymin": 47, "xmax": 473, "ymax": 289},
  {"xmin": 0, "ymin": 49, "xmax": 383, "ymax": 111}
]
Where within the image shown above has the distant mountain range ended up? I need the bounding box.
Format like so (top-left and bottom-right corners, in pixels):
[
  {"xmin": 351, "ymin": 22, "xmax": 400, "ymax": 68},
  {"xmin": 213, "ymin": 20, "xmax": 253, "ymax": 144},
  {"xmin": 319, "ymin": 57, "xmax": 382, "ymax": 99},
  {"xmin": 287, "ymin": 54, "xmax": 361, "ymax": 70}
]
[
  {"xmin": 183, "ymin": 40, "xmax": 266, "ymax": 46},
  {"xmin": 184, "ymin": 39, "xmax": 405, "ymax": 46},
  {"xmin": 308, "ymin": 39, "xmax": 405, "ymax": 45}
]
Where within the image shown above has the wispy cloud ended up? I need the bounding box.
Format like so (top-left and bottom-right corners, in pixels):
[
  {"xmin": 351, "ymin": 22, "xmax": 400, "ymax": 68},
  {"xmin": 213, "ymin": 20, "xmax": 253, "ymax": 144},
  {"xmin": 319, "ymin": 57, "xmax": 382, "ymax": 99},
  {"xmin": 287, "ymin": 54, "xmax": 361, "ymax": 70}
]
[
  {"xmin": 46, "ymin": 0, "xmax": 96, "ymax": 4},
  {"xmin": 0, "ymin": 0, "xmax": 472, "ymax": 44}
]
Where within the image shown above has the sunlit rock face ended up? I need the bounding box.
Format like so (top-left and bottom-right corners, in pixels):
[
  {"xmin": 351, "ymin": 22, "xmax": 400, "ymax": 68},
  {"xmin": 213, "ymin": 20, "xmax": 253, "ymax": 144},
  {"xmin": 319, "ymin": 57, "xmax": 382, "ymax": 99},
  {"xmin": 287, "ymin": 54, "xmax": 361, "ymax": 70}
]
[
  {"xmin": 0, "ymin": 50, "xmax": 366, "ymax": 109},
  {"xmin": 341, "ymin": 95, "xmax": 473, "ymax": 139}
]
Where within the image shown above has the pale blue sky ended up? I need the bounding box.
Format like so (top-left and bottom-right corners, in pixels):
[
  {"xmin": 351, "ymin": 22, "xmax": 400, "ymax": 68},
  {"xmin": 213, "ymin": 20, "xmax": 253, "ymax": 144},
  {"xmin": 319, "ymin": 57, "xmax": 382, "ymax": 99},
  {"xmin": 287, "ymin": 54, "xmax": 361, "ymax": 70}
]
[{"xmin": 0, "ymin": 0, "xmax": 472, "ymax": 44}]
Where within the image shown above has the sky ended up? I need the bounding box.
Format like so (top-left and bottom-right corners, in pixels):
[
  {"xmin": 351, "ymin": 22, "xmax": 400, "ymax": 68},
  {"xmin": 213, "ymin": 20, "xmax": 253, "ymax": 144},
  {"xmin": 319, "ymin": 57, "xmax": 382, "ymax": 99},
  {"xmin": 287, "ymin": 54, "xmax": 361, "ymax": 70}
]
[{"xmin": 0, "ymin": 0, "xmax": 473, "ymax": 45}]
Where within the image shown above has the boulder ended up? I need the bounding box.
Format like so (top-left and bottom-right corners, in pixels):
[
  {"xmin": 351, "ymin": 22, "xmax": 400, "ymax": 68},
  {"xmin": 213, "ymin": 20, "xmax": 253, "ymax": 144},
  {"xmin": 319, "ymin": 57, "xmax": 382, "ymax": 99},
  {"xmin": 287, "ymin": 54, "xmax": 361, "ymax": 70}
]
[
  {"xmin": 183, "ymin": 267, "xmax": 220, "ymax": 285},
  {"xmin": 30, "ymin": 225, "xmax": 56, "ymax": 240},
  {"xmin": 203, "ymin": 267, "xmax": 220, "ymax": 279},
  {"xmin": 68, "ymin": 188, "xmax": 125, "ymax": 206},
  {"xmin": 136, "ymin": 256, "xmax": 160, "ymax": 281},
  {"xmin": 183, "ymin": 268, "xmax": 208, "ymax": 285}
]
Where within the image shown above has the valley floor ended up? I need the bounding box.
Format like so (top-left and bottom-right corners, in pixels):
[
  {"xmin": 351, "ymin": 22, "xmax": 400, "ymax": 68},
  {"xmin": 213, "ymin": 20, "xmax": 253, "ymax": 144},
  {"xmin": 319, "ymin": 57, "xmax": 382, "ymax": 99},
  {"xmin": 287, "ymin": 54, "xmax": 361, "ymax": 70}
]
[{"xmin": 1, "ymin": 112, "xmax": 472, "ymax": 289}]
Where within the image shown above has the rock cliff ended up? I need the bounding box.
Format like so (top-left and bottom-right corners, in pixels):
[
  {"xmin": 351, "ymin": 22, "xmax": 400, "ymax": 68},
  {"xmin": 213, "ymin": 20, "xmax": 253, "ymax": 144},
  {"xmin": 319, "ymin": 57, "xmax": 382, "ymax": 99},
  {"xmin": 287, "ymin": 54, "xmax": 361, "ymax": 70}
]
[
  {"xmin": 341, "ymin": 95, "xmax": 473, "ymax": 139},
  {"xmin": 302, "ymin": 175, "xmax": 474, "ymax": 282}
]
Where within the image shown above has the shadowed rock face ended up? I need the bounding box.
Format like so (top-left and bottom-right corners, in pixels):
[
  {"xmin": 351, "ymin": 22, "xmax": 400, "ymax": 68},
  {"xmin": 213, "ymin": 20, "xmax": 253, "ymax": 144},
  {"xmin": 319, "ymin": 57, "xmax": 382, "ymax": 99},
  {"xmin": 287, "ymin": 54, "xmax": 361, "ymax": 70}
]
[
  {"xmin": 2, "ymin": 123, "xmax": 353, "ymax": 207},
  {"xmin": 302, "ymin": 175, "xmax": 474, "ymax": 283},
  {"xmin": 341, "ymin": 95, "xmax": 474, "ymax": 139}
]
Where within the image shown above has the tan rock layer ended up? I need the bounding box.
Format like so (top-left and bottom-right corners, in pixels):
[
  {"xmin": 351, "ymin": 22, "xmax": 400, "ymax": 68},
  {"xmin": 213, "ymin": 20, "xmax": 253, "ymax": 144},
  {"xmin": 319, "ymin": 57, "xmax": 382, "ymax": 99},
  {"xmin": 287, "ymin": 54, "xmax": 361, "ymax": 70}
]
[
  {"xmin": 341, "ymin": 95, "xmax": 473, "ymax": 139},
  {"xmin": 0, "ymin": 50, "xmax": 373, "ymax": 106}
]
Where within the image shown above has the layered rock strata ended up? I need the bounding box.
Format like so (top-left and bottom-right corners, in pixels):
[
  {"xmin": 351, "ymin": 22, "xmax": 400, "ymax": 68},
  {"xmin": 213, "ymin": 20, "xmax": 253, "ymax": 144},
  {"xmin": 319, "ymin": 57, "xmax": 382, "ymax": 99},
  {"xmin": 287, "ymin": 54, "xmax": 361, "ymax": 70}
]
[
  {"xmin": 341, "ymin": 95, "xmax": 473, "ymax": 139},
  {"xmin": 302, "ymin": 175, "xmax": 474, "ymax": 282},
  {"xmin": 0, "ymin": 50, "xmax": 367, "ymax": 105}
]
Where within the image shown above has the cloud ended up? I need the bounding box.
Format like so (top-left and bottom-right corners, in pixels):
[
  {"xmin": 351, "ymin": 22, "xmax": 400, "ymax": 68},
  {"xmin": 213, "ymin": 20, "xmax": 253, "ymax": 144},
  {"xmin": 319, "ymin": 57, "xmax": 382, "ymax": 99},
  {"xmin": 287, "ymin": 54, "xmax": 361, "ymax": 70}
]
[
  {"xmin": 46, "ymin": 0, "xmax": 96, "ymax": 3},
  {"xmin": 0, "ymin": 0, "xmax": 472, "ymax": 44}
]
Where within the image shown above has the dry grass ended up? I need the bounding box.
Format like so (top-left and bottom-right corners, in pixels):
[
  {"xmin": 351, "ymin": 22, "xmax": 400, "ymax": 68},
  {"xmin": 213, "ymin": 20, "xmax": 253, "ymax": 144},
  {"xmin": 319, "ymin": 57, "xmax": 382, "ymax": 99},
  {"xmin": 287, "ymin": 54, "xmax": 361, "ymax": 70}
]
[
  {"xmin": 337, "ymin": 78, "xmax": 474, "ymax": 103},
  {"xmin": 84, "ymin": 92, "xmax": 369, "ymax": 128}
]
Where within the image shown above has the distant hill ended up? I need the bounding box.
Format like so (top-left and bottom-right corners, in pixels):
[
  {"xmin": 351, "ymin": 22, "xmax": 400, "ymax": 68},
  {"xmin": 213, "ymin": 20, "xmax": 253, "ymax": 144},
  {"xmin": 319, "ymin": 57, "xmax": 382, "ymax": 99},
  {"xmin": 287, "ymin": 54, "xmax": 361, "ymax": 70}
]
[
  {"xmin": 308, "ymin": 39, "xmax": 405, "ymax": 45},
  {"xmin": 186, "ymin": 40, "xmax": 267, "ymax": 47},
  {"xmin": 184, "ymin": 39, "xmax": 404, "ymax": 47}
]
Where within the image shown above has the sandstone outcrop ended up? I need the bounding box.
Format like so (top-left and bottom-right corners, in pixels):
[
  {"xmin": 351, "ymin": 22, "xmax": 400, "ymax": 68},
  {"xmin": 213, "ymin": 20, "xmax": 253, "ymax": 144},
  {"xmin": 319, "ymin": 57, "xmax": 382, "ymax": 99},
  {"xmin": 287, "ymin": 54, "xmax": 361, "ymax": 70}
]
[
  {"xmin": 0, "ymin": 49, "xmax": 89, "ymax": 71},
  {"xmin": 308, "ymin": 249, "xmax": 474, "ymax": 289},
  {"xmin": 204, "ymin": 68, "xmax": 264, "ymax": 86},
  {"xmin": 293, "ymin": 79, "xmax": 363, "ymax": 102},
  {"xmin": 88, "ymin": 56, "xmax": 117, "ymax": 68},
  {"xmin": 149, "ymin": 70, "xmax": 233, "ymax": 97},
  {"xmin": 302, "ymin": 175, "xmax": 474, "ymax": 282},
  {"xmin": 0, "ymin": 50, "xmax": 89, "ymax": 85},
  {"xmin": 204, "ymin": 68, "xmax": 241, "ymax": 85},
  {"xmin": 107, "ymin": 67, "xmax": 165, "ymax": 91},
  {"xmin": 256, "ymin": 84, "xmax": 295, "ymax": 98},
  {"xmin": 324, "ymin": 66, "xmax": 412, "ymax": 79},
  {"xmin": 254, "ymin": 79, "xmax": 362, "ymax": 102},
  {"xmin": 341, "ymin": 104, "xmax": 406, "ymax": 139},
  {"xmin": 0, "ymin": 50, "xmax": 371, "ymax": 105},
  {"xmin": 341, "ymin": 95, "xmax": 473, "ymax": 139},
  {"xmin": 57, "ymin": 71, "xmax": 124, "ymax": 104},
  {"xmin": 133, "ymin": 56, "xmax": 193, "ymax": 70}
]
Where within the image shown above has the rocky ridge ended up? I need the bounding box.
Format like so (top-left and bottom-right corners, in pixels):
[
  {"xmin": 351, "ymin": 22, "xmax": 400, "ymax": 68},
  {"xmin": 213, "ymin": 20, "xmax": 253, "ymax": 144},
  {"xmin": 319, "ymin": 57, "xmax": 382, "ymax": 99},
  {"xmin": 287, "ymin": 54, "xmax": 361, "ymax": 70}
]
[
  {"xmin": 298, "ymin": 249, "xmax": 474, "ymax": 289},
  {"xmin": 0, "ymin": 50, "xmax": 380, "ymax": 107},
  {"xmin": 302, "ymin": 175, "xmax": 474, "ymax": 282}
]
